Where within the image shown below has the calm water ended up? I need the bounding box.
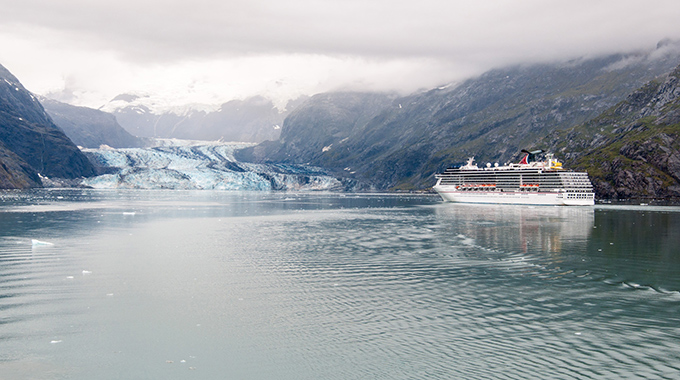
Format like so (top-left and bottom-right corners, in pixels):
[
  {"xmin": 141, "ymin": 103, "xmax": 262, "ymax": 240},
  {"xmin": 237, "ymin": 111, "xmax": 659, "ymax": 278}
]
[{"xmin": 1, "ymin": 190, "xmax": 679, "ymax": 379}]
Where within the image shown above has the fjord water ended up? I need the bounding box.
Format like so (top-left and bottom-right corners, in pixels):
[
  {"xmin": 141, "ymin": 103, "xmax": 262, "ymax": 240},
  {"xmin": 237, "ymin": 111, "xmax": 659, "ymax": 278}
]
[{"xmin": 1, "ymin": 190, "xmax": 679, "ymax": 379}]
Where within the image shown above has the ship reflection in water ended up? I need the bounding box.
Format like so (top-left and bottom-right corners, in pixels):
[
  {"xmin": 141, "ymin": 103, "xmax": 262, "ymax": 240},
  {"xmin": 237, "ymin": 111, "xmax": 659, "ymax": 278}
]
[
  {"xmin": 1, "ymin": 192, "xmax": 679, "ymax": 379},
  {"xmin": 434, "ymin": 203, "xmax": 594, "ymax": 255},
  {"xmin": 433, "ymin": 202, "xmax": 680, "ymax": 292}
]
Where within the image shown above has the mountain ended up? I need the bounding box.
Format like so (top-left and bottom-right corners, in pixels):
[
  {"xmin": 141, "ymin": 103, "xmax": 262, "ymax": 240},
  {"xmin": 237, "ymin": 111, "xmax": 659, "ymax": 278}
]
[
  {"xmin": 41, "ymin": 98, "xmax": 145, "ymax": 149},
  {"xmin": 545, "ymin": 63, "xmax": 680, "ymax": 199},
  {"xmin": 0, "ymin": 145, "xmax": 40, "ymax": 188},
  {"xmin": 0, "ymin": 64, "xmax": 95, "ymax": 188},
  {"xmin": 102, "ymin": 95, "xmax": 307, "ymax": 142},
  {"xmin": 237, "ymin": 42, "xmax": 680, "ymax": 191},
  {"xmin": 237, "ymin": 92, "xmax": 396, "ymax": 167}
]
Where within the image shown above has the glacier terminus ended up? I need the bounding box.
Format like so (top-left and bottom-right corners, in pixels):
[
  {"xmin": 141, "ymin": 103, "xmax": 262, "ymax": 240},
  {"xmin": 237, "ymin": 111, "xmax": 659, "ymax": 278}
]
[{"xmin": 80, "ymin": 139, "xmax": 354, "ymax": 191}]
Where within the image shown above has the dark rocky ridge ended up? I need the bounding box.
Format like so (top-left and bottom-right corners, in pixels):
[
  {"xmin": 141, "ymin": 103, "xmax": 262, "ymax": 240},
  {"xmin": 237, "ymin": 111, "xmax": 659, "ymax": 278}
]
[
  {"xmin": 0, "ymin": 64, "xmax": 95, "ymax": 188},
  {"xmin": 0, "ymin": 142, "xmax": 40, "ymax": 188}
]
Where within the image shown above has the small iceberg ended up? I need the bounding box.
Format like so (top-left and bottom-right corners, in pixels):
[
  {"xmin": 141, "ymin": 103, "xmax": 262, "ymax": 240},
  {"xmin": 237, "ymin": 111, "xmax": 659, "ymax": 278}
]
[{"xmin": 31, "ymin": 239, "xmax": 53, "ymax": 246}]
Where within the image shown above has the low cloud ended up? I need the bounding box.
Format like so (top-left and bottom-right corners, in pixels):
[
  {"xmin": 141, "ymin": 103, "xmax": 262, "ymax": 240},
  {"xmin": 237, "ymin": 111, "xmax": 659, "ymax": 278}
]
[{"xmin": 1, "ymin": 0, "xmax": 679, "ymax": 108}]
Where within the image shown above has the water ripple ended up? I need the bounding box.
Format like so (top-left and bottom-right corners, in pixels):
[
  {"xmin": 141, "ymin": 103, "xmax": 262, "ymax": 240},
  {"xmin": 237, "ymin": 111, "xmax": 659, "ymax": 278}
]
[{"xmin": 1, "ymin": 192, "xmax": 679, "ymax": 379}]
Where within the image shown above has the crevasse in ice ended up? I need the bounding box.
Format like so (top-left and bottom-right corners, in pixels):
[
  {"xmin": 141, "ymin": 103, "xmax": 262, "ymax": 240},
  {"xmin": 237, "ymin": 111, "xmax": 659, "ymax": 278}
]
[{"xmin": 81, "ymin": 139, "xmax": 345, "ymax": 191}]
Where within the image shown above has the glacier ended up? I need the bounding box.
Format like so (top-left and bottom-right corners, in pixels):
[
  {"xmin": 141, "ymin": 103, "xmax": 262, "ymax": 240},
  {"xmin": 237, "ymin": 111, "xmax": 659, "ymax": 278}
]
[{"xmin": 81, "ymin": 139, "xmax": 351, "ymax": 191}]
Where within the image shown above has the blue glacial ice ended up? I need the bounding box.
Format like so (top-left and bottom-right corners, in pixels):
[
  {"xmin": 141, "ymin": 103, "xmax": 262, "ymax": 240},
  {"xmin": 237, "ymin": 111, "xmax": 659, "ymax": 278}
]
[{"xmin": 81, "ymin": 139, "xmax": 348, "ymax": 191}]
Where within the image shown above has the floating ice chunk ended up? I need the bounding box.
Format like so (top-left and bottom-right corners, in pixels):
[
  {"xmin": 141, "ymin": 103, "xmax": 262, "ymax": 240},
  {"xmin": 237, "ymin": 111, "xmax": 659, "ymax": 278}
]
[
  {"xmin": 32, "ymin": 239, "xmax": 53, "ymax": 246},
  {"xmin": 123, "ymin": 212, "xmax": 136, "ymax": 215},
  {"xmin": 82, "ymin": 270, "xmax": 92, "ymax": 275},
  {"xmin": 50, "ymin": 340, "xmax": 62, "ymax": 344},
  {"xmin": 66, "ymin": 276, "xmax": 74, "ymax": 279}
]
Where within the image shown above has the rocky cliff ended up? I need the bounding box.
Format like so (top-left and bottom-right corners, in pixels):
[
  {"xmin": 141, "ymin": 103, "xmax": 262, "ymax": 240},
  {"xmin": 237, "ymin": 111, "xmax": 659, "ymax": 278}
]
[
  {"xmin": 0, "ymin": 64, "xmax": 95, "ymax": 188},
  {"xmin": 547, "ymin": 64, "xmax": 680, "ymax": 199}
]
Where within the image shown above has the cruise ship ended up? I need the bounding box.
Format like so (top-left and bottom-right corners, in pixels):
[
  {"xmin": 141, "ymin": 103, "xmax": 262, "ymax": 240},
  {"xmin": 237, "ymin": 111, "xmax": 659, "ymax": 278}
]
[{"xmin": 433, "ymin": 150, "xmax": 595, "ymax": 205}]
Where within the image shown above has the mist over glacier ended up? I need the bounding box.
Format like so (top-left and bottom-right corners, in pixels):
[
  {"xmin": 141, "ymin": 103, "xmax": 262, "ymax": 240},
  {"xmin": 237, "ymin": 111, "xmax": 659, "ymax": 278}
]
[{"xmin": 81, "ymin": 139, "xmax": 352, "ymax": 191}]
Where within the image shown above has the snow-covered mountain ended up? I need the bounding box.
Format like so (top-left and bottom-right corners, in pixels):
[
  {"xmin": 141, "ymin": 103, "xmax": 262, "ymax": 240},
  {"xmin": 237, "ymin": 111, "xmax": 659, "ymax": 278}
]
[
  {"xmin": 81, "ymin": 139, "xmax": 357, "ymax": 191},
  {"xmin": 100, "ymin": 94, "xmax": 307, "ymax": 143}
]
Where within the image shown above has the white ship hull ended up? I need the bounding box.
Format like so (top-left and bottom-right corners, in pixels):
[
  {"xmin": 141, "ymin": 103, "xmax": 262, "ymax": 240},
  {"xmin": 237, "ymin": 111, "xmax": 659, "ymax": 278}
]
[
  {"xmin": 433, "ymin": 186, "xmax": 594, "ymax": 206},
  {"xmin": 433, "ymin": 152, "xmax": 595, "ymax": 206}
]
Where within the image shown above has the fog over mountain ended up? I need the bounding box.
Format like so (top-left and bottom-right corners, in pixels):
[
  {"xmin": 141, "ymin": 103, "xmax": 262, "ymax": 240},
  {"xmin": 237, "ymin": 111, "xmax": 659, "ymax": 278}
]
[
  {"xmin": 1, "ymin": 1, "xmax": 679, "ymax": 110},
  {"xmin": 41, "ymin": 97, "xmax": 145, "ymax": 148},
  {"xmin": 237, "ymin": 42, "xmax": 680, "ymax": 198},
  {"xmin": 0, "ymin": 64, "xmax": 95, "ymax": 188},
  {"xmin": 100, "ymin": 95, "xmax": 308, "ymax": 142}
]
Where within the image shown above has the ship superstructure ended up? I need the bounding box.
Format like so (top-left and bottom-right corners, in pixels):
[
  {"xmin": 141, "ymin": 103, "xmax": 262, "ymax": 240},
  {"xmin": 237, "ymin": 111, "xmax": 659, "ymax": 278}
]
[{"xmin": 433, "ymin": 150, "xmax": 594, "ymax": 205}]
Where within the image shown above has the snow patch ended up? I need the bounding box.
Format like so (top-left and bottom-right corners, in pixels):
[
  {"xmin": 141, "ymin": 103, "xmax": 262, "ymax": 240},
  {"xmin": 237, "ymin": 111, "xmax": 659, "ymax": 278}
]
[{"xmin": 100, "ymin": 93, "xmax": 220, "ymax": 115}]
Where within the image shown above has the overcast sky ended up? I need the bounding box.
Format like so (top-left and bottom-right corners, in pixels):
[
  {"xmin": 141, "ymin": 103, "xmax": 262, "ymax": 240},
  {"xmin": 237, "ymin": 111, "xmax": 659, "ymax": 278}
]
[{"xmin": 1, "ymin": 0, "xmax": 680, "ymax": 110}]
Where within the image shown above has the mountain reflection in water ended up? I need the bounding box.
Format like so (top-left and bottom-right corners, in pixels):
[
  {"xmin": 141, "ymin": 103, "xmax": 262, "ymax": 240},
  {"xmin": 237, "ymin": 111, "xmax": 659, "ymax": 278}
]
[{"xmin": 0, "ymin": 191, "xmax": 679, "ymax": 380}]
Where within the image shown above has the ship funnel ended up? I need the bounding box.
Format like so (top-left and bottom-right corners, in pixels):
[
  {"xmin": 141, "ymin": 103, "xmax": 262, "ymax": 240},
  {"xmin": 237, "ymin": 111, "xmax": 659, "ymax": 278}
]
[{"xmin": 519, "ymin": 149, "xmax": 544, "ymax": 164}]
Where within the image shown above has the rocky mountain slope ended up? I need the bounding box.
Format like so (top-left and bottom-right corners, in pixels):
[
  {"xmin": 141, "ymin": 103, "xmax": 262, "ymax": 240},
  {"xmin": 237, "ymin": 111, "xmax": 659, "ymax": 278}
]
[
  {"xmin": 41, "ymin": 98, "xmax": 145, "ymax": 149},
  {"xmin": 104, "ymin": 95, "xmax": 306, "ymax": 142},
  {"xmin": 238, "ymin": 42, "xmax": 680, "ymax": 191},
  {"xmin": 0, "ymin": 64, "xmax": 95, "ymax": 189},
  {"xmin": 237, "ymin": 92, "xmax": 396, "ymax": 168},
  {"xmin": 546, "ymin": 64, "xmax": 680, "ymax": 199}
]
